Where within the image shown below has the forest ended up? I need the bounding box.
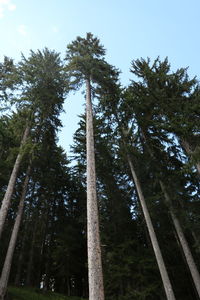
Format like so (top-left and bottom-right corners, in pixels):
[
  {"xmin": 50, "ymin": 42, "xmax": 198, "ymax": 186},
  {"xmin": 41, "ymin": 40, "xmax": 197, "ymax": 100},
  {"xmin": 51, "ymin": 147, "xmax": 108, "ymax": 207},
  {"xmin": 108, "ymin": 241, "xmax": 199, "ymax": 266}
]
[{"xmin": 0, "ymin": 33, "xmax": 200, "ymax": 300}]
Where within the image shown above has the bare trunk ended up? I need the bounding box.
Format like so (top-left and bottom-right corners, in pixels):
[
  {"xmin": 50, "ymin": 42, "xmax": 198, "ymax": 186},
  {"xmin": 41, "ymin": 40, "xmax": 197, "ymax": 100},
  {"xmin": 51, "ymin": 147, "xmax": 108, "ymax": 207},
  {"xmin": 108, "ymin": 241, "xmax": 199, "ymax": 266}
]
[
  {"xmin": 67, "ymin": 277, "xmax": 71, "ymax": 297},
  {"xmin": 14, "ymin": 229, "xmax": 26, "ymax": 286},
  {"xmin": 192, "ymin": 232, "xmax": 200, "ymax": 250},
  {"xmin": 160, "ymin": 180, "xmax": 200, "ymax": 298},
  {"xmin": 86, "ymin": 78, "xmax": 104, "ymax": 300},
  {"xmin": 0, "ymin": 126, "xmax": 30, "ymax": 239},
  {"xmin": 0, "ymin": 165, "xmax": 31, "ymax": 299},
  {"xmin": 25, "ymin": 220, "xmax": 37, "ymax": 286},
  {"xmin": 127, "ymin": 155, "xmax": 175, "ymax": 300}
]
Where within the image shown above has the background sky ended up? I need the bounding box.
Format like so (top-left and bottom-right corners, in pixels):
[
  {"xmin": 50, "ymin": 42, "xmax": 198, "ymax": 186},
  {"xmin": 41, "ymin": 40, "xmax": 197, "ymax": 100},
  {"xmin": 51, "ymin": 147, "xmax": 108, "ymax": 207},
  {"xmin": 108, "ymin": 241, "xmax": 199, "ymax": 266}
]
[{"xmin": 1, "ymin": 0, "xmax": 200, "ymax": 155}]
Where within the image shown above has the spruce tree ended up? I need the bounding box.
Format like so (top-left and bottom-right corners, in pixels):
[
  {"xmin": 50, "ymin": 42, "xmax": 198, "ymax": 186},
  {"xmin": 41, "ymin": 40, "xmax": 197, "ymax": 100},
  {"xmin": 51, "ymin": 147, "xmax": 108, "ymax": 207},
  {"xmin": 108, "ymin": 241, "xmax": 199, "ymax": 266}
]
[{"xmin": 65, "ymin": 33, "xmax": 118, "ymax": 300}]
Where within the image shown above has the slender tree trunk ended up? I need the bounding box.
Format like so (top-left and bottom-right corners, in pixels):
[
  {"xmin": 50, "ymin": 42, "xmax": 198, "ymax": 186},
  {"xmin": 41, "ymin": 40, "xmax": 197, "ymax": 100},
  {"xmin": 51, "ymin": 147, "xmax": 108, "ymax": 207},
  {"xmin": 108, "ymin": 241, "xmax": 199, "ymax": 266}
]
[
  {"xmin": 86, "ymin": 78, "xmax": 104, "ymax": 300},
  {"xmin": 127, "ymin": 155, "xmax": 175, "ymax": 300},
  {"xmin": 14, "ymin": 226, "xmax": 27, "ymax": 286},
  {"xmin": 43, "ymin": 233, "xmax": 52, "ymax": 292},
  {"xmin": 14, "ymin": 181, "xmax": 36, "ymax": 286},
  {"xmin": 159, "ymin": 180, "xmax": 200, "ymax": 298},
  {"xmin": 67, "ymin": 277, "xmax": 71, "ymax": 297},
  {"xmin": 0, "ymin": 125, "xmax": 30, "ymax": 239},
  {"xmin": 0, "ymin": 164, "xmax": 31, "ymax": 300},
  {"xmin": 25, "ymin": 219, "xmax": 37, "ymax": 287},
  {"xmin": 192, "ymin": 232, "xmax": 200, "ymax": 251}
]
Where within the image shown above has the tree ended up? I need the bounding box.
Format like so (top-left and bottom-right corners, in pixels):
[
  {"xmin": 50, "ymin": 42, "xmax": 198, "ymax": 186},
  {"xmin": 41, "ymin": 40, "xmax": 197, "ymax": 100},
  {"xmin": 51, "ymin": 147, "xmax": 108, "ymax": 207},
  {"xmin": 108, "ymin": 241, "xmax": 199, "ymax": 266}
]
[
  {"xmin": 0, "ymin": 56, "xmax": 18, "ymax": 110},
  {"xmin": 0, "ymin": 48, "xmax": 66, "ymax": 299},
  {"xmin": 159, "ymin": 180, "xmax": 200, "ymax": 298},
  {"xmin": 126, "ymin": 57, "xmax": 200, "ymax": 298},
  {"xmin": 0, "ymin": 48, "xmax": 66, "ymax": 240},
  {"xmin": 65, "ymin": 33, "xmax": 118, "ymax": 300},
  {"xmin": 99, "ymin": 96, "xmax": 175, "ymax": 298}
]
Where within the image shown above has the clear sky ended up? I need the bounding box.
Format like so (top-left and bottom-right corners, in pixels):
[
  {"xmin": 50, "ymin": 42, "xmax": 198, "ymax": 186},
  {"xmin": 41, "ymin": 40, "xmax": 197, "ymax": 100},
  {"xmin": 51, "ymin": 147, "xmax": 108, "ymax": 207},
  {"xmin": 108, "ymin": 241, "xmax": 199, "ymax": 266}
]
[{"xmin": 1, "ymin": 0, "xmax": 200, "ymax": 154}]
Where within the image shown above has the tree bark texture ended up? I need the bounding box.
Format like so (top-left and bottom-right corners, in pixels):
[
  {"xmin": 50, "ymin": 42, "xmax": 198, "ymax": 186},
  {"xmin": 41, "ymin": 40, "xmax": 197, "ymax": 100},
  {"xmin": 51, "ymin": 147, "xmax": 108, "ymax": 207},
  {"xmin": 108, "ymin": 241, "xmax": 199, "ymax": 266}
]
[
  {"xmin": 160, "ymin": 180, "xmax": 200, "ymax": 298},
  {"xmin": 86, "ymin": 79, "xmax": 104, "ymax": 300},
  {"xmin": 0, "ymin": 165, "xmax": 31, "ymax": 300},
  {"xmin": 0, "ymin": 125, "xmax": 30, "ymax": 239},
  {"xmin": 127, "ymin": 155, "xmax": 176, "ymax": 300}
]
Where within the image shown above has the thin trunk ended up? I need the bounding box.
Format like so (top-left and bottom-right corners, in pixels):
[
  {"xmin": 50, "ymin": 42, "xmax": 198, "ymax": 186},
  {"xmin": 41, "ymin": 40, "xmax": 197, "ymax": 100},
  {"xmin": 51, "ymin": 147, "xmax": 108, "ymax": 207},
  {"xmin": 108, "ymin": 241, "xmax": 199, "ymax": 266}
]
[
  {"xmin": 192, "ymin": 232, "xmax": 200, "ymax": 250},
  {"xmin": 127, "ymin": 155, "xmax": 175, "ymax": 300},
  {"xmin": 43, "ymin": 233, "xmax": 52, "ymax": 292},
  {"xmin": 36, "ymin": 204, "xmax": 51, "ymax": 288},
  {"xmin": 0, "ymin": 125, "xmax": 30, "ymax": 239},
  {"xmin": 160, "ymin": 180, "xmax": 200, "ymax": 298},
  {"xmin": 14, "ymin": 181, "xmax": 36, "ymax": 286},
  {"xmin": 67, "ymin": 277, "xmax": 71, "ymax": 297},
  {"xmin": 0, "ymin": 164, "xmax": 31, "ymax": 300},
  {"xmin": 86, "ymin": 78, "xmax": 104, "ymax": 300},
  {"xmin": 26, "ymin": 219, "xmax": 37, "ymax": 286},
  {"xmin": 14, "ymin": 225, "xmax": 27, "ymax": 286}
]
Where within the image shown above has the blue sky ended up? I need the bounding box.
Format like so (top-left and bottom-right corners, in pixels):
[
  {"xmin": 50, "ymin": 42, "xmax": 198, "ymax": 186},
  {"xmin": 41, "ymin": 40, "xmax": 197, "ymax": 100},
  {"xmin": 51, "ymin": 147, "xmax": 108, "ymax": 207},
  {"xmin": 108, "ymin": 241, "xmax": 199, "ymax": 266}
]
[{"xmin": 1, "ymin": 0, "xmax": 200, "ymax": 154}]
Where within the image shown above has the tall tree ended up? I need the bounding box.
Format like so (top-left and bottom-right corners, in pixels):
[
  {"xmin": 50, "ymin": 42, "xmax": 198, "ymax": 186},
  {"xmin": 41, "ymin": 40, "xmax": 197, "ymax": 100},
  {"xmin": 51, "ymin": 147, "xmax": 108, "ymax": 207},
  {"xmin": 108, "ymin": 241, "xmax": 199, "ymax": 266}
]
[
  {"xmin": 65, "ymin": 33, "xmax": 118, "ymax": 300},
  {"xmin": 99, "ymin": 95, "xmax": 175, "ymax": 298},
  {"xmin": 159, "ymin": 180, "xmax": 200, "ymax": 298},
  {"xmin": 0, "ymin": 48, "xmax": 66, "ymax": 240},
  {"xmin": 125, "ymin": 57, "xmax": 200, "ymax": 298}
]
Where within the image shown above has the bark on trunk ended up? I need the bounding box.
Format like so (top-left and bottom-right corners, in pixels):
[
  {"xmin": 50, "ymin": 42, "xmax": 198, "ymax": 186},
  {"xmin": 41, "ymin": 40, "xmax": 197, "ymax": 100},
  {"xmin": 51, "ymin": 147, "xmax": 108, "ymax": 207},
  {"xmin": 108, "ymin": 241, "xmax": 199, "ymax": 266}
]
[
  {"xmin": 127, "ymin": 155, "xmax": 175, "ymax": 300},
  {"xmin": 86, "ymin": 78, "xmax": 104, "ymax": 300},
  {"xmin": 0, "ymin": 125, "xmax": 30, "ymax": 239},
  {"xmin": 160, "ymin": 180, "xmax": 200, "ymax": 298},
  {"xmin": 0, "ymin": 165, "xmax": 31, "ymax": 300}
]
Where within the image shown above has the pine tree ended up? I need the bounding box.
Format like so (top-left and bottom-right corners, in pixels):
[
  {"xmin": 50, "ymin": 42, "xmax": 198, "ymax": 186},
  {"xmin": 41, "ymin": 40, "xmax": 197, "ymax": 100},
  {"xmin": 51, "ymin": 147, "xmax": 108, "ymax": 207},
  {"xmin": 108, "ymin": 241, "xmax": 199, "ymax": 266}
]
[
  {"xmin": 0, "ymin": 48, "xmax": 66, "ymax": 240},
  {"xmin": 65, "ymin": 33, "xmax": 118, "ymax": 300}
]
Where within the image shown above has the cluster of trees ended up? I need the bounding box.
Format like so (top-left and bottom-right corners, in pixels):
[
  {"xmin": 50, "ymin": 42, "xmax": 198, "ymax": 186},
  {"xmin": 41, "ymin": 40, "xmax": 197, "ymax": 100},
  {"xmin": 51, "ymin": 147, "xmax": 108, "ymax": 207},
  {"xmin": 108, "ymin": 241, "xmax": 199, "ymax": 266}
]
[{"xmin": 0, "ymin": 33, "xmax": 200, "ymax": 300}]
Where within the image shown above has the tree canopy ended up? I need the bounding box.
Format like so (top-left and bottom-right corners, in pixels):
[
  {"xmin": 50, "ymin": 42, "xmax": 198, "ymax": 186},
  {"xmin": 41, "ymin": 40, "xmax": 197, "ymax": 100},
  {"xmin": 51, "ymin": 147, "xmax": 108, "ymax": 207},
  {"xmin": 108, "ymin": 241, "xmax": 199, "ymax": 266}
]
[{"xmin": 0, "ymin": 34, "xmax": 200, "ymax": 300}]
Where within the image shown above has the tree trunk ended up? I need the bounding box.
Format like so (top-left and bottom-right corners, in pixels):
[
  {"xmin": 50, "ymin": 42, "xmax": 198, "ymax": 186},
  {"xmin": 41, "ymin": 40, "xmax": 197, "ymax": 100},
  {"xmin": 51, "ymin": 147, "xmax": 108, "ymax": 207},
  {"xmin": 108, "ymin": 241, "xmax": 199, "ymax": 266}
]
[
  {"xmin": 127, "ymin": 155, "xmax": 175, "ymax": 300},
  {"xmin": 67, "ymin": 277, "xmax": 71, "ymax": 297},
  {"xmin": 159, "ymin": 180, "xmax": 200, "ymax": 298},
  {"xmin": 0, "ymin": 164, "xmax": 31, "ymax": 300},
  {"xmin": 14, "ymin": 226, "xmax": 27, "ymax": 286},
  {"xmin": 14, "ymin": 181, "xmax": 35, "ymax": 286},
  {"xmin": 86, "ymin": 78, "xmax": 104, "ymax": 300},
  {"xmin": 0, "ymin": 125, "xmax": 30, "ymax": 239},
  {"xmin": 25, "ymin": 219, "xmax": 37, "ymax": 287}
]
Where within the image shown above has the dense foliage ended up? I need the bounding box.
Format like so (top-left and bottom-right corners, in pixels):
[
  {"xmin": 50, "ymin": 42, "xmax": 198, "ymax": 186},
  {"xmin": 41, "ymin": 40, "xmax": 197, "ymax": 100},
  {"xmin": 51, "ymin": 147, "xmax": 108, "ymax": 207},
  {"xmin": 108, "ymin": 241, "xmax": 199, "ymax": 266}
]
[{"xmin": 0, "ymin": 34, "xmax": 200, "ymax": 299}]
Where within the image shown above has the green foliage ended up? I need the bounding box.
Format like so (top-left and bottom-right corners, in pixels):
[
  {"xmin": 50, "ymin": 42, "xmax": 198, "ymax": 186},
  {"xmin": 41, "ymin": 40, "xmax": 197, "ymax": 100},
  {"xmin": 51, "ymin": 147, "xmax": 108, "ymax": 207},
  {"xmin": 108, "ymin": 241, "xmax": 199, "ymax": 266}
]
[
  {"xmin": 65, "ymin": 32, "xmax": 119, "ymax": 92},
  {"xmin": 0, "ymin": 56, "xmax": 19, "ymax": 109},
  {"xmin": 1, "ymin": 37, "xmax": 200, "ymax": 300}
]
